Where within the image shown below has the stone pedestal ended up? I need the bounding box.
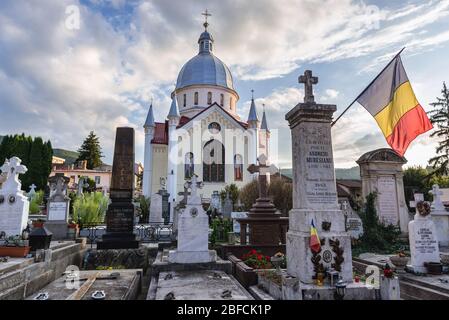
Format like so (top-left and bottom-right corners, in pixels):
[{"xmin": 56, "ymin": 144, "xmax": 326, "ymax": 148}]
[{"xmin": 408, "ymin": 213, "xmax": 440, "ymax": 273}]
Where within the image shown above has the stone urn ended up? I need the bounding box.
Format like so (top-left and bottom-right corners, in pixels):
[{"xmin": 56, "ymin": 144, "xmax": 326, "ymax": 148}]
[{"xmin": 389, "ymin": 256, "xmax": 408, "ymax": 271}]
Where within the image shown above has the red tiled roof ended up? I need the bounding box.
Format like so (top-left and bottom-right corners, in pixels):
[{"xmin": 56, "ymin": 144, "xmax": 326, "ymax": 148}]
[{"xmin": 152, "ymin": 122, "xmax": 169, "ymax": 145}]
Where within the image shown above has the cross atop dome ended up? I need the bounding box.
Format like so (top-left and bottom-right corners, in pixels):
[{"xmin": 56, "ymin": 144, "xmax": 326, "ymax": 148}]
[{"xmin": 202, "ymin": 9, "xmax": 212, "ymax": 30}]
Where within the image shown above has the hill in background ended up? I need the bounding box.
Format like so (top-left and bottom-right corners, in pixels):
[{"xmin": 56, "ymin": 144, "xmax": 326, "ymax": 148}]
[{"xmin": 53, "ymin": 148, "xmax": 79, "ymax": 165}]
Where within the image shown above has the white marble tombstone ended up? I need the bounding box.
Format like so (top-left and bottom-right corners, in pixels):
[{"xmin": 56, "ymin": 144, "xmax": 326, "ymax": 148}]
[
  {"xmin": 168, "ymin": 175, "xmax": 216, "ymax": 264},
  {"xmin": 149, "ymin": 192, "xmax": 163, "ymax": 223},
  {"xmin": 408, "ymin": 204, "xmax": 441, "ymax": 273},
  {"xmin": 285, "ymin": 72, "xmax": 353, "ymax": 284},
  {"xmin": 46, "ymin": 176, "xmax": 70, "ymax": 239},
  {"xmin": 429, "ymin": 185, "xmax": 449, "ymax": 246},
  {"xmin": 0, "ymin": 157, "xmax": 30, "ymax": 237}
]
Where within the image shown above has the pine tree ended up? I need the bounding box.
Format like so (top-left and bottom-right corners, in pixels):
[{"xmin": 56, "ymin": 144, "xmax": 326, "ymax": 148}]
[
  {"xmin": 428, "ymin": 82, "xmax": 449, "ymax": 176},
  {"xmin": 28, "ymin": 137, "xmax": 44, "ymax": 190},
  {"xmin": 77, "ymin": 131, "xmax": 103, "ymax": 169}
]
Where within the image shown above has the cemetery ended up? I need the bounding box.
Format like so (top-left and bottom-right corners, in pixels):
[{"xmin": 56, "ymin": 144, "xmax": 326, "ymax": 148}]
[
  {"xmin": 1, "ymin": 66, "xmax": 449, "ymax": 302},
  {"xmin": 1, "ymin": 4, "xmax": 449, "ymax": 306}
]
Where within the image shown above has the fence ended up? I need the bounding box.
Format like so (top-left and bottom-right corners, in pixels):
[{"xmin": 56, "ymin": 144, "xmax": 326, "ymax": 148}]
[{"xmin": 79, "ymin": 222, "xmax": 174, "ymax": 248}]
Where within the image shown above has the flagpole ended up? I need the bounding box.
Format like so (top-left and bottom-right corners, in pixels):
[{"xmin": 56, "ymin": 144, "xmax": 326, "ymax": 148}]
[{"xmin": 331, "ymin": 47, "xmax": 406, "ymax": 127}]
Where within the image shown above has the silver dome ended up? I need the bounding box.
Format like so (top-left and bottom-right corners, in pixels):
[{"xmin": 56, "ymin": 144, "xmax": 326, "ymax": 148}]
[{"xmin": 176, "ymin": 53, "xmax": 234, "ymax": 91}]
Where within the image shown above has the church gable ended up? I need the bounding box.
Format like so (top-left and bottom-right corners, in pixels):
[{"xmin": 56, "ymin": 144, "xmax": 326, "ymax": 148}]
[{"xmin": 178, "ymin": 103, "xmax": 247, "ymax": 132}]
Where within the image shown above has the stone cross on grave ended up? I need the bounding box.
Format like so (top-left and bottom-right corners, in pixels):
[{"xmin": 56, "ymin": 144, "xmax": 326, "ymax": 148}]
[
  {"xmin": 430, "ymin": 184, "xmax": 445, "ymax": 211},
  {"xmin": 298, "ymin": 70, "xmax": 318, "ymax": 103},
  {"xmin": 27, "ymin": 184, "xmax": 37, "ymax": 199},
  {"xmin": 183, "ymin": 174, "xmax": 203, "ymax": 203},
  {"xmin": 0, "ymin": 157, "xmax": 27, "ymax": 192},
  {"xmin": 247, "ymin": 154, "xmax": 278, "ymax": 199}
]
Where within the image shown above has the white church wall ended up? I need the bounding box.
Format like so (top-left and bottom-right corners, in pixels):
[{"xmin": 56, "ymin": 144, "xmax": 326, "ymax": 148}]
[{"xmin": 151, "ymin": 144, "xmax": 168, "ymax": 193}]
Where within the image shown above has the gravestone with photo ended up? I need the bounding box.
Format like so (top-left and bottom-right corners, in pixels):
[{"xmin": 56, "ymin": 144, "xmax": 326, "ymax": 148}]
[
  {"xmin": 168, "ymin": 174, "xmax": 217, "ymax": 263},
  {"xmin": 0, "ymin": 157, "xmax": 30, "ymax": 237},
  {"xmin": 340, "ymin": 201, "xmax": 363, "ymax": 240},
  {"xmin": 408, "ymin": 201, "xmax": 440, "ymax": 273},
  {"xmin": 44, "ymin": 176, "xmax": 71, "ymax": 239},
  {"xmin": 97, "ymin": 127, "xmax": 139, "ymax": 249}
]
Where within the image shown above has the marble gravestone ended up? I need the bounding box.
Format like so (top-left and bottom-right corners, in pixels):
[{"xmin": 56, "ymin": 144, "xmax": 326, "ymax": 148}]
[
  {"xmin": 168, "ymin": 174, "xmax": 217, "ymax": 263},
  {"xmin": 357, "ymin": 149, "xmax": 409, "ymax": 233},
  {"xmin": 285, "ymin": 70, "xmax": 353, "ymax": 284},
  {"xmin": 408, "ymin": 201, "xmax": 440, "ymax": 273},
  {"xmin": 429, "ymin": 185, "xmax": 449, "ymax": 246},
  {"xmin": 149, "ymin": 179, "xmax": 170, "ymax": 224},
  {"xmin": 45, "ymin": 176, "xmax": 71, "ymax": 239},
  {"xmin": 0, "ymin": 157, "xmax": 29, "ymax": 237},
  {"xmin": 97, "ymin": 127, "xmax": 139, "ymax": 249},
  {"xmin": 341, "ymin": 201, "xmax": 363, "ymax": 240}
]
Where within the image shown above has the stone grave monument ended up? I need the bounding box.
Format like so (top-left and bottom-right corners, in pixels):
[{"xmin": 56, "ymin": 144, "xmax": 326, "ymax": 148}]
[
  {"xmin": 97, "ymin": 127, "xmax": 139, "ymax": 249},
  {"xmin": 236, "ymin": 154, "xmax": 288, "ymax": 245},
  {"xmin": 357, "ymin": 149, "xmax": 409, "ymax": 233},
  {"xmin": 341, "ymin": 201, "xmax": 363, "ymax": 240},
  {"xmin": 168, "ymin": 174, "xmax": 217, "ymax": 263},
  {"xmin": 0, "ymin": 157, "xmax": 30, "ymax": 237},
  {"xmin": 284, "ymin": 70, "xmax": 375, "ymax": 299},
  {"xmin": 222, "ymin": 192, "xmax": 233, "ymax": 219},
  {"xmin": 408, "ymin": 201, "xmax": 440, "ymax": 273},
  {"xmin": 27, "ymin": 184, "xmax": 37, "ymax": 200},
  {"xmin": 45, "ymin": 175, "xmax": 71, "ymax": 239},
  {"xmin": 149, "ymin": 178, "xmax": 170, "ymax": 224},
  {"xmin": 429, "ymin": 185, "xmax": 449, "ymax": 246}
]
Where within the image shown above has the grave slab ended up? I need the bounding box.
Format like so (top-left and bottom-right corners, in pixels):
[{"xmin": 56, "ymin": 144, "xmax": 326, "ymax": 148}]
[{"xmin": 152, "ymin": 270, "xmax": 253, "ymax": 300}]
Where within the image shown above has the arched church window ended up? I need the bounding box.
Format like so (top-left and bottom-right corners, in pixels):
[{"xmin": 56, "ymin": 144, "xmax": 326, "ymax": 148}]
[
  {"xmin": 207, "ymin": 92, "xmax": 212, "ymax": 105},
  {"xmin": 220, "ymin": 94, "xmax": 224, "ymax": 107},
  {"xmin": 194, "ymin": 92, "xmax": 199, "ymax": 105},
  {"xmin": 203, "ymin": 139, "xmax": 225, "ymax": 182},
  {"xmin": 184, "ymin": 152, "xmax": 194, "ymax": 179},
  {"xmin": 183, "ymin": 94, "xmax": 186, "ymax": 107},
  {"xmin": 234, "ymin": 154, "xmax": 243, "ymax": 181}
]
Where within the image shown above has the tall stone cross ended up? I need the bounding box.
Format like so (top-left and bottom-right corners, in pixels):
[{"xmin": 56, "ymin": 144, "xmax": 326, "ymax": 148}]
[
  {"xmin": 28, "ymin": 184, "xmax": 37, "ymax": 199},
  {"xmin": 298, "ymin": 70, "xmax": 318, "ymax": 103},
  {"xmin": 0, "ymin": 157, "xmax": 27, "ymax": 192},
  {"xmin": 247, "ymin": 154, "xmax": 278, "ymax": 199}
]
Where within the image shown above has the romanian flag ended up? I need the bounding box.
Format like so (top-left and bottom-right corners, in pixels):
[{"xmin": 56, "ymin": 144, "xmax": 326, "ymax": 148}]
[
  {"xmin": 357, "ymin": 54, "xmax": 433, "ymax": 156},
  {"xmin": 310, "ymin": 219, "xmax": 321, "ymax": 253}
]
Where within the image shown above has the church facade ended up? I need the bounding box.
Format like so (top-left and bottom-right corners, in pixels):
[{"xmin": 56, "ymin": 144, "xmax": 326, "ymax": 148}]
[{"xmin": 142, "ymin": 20, "xmax": 270, "ymax": 216}]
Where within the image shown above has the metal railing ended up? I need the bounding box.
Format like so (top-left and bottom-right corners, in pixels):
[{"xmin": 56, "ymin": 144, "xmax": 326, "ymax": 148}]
[{"xmin": 79, "ymin": 222, "xmax": 174, "ymax": 248}]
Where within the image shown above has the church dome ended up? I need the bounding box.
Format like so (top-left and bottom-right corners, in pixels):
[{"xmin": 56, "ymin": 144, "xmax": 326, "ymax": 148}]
[{"xmin": 175, "ymin": 29, "xmax": 234, "ymax": 91}]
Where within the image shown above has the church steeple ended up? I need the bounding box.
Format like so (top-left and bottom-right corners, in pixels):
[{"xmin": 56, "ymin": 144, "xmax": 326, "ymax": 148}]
[
  {"xmin": 261, "ymin": 104, "xmax": 269, "ymax": 132},
  {"xmin": 198, "ymin": 9, "xmax": 214, "ymax": 54},
  {"xmin": 247, "ymin": 90, "xmax": 259, "ymax": 123},
  {"xmin": 168, "ymin": 94, "xmax": 180, "ymax": 120},
  {"xmin": 144, "ymin": 100, "xmax": 155, "ymax": 128}
]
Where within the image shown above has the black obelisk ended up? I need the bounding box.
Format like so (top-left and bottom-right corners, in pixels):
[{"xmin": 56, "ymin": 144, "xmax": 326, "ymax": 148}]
[{"xmin": 97, "ymin": 127, "xmax": 139, "ymax": 249}]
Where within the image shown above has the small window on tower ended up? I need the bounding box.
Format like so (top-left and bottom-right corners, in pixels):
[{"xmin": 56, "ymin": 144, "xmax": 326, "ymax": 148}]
[
  {"xmin": 194, "ymin": 92, "xmax": 199, "ymax": 105},
  {"xmin": 183, "ymin": 94, "xmax": 186, "ymax": 107},
  {"xmin": 220, "ymin": 94, "xmax": 224, "ymax": 107},
  {"xmin": 207, "ymin": 92, "xmax": 212, "ymax": 105},
  {"xmin": 230, "ymin": 97, "xmax": 233, "ymax": 108}
]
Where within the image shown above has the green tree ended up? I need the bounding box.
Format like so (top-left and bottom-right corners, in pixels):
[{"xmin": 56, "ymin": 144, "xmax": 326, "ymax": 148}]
[
  {"xmin": 77, "ymin": 131, "xmax": 103, "ymax": 169},
  {"xmin": 268, "ymin": 177, "xmax": 293, "ymax": 215},
  {"xmin": 27, "ymin": 137, "xmax": 44, "ymax": 190},
  {"xmin": 220, "ymin": 183, "xmax": 239, "ymax": 207},
  {"xmin": 428, "ymin": 82, "xmax": 449, "ymax": 176}
]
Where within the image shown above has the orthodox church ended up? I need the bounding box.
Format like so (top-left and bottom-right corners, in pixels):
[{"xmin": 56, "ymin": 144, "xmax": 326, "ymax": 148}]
[{"xmin": 142, "ymin": 17, "xmax": 270, "ymax": 215}]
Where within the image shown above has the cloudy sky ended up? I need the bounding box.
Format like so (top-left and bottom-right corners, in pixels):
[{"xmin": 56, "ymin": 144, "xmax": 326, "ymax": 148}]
[{"xmin": 1, "ymin": 0, "xmax": 449, "ymax": 169}]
